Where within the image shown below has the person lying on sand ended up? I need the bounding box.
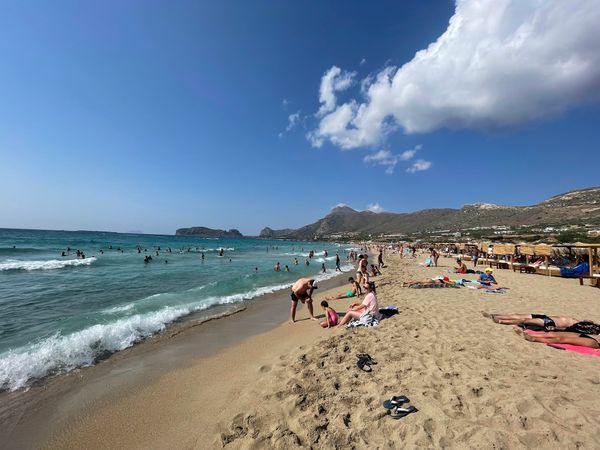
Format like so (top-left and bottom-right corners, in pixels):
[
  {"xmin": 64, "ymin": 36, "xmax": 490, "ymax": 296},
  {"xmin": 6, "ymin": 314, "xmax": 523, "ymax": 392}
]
[
  {"xmin": 402, "ymin": 277, "xmax": 456, "ymax": 288},
  {"xmin": 290, "ymin": 278, "xmax": 319, "ymax": 323},
  {"xmin": 513, "ymin": 327, "xmax": 600, "ymax": 349},
  {"xmin": 482, "ymin": 312, "xmax": 600, "ymax": 334},
  {"xmin": 326, "ymin": 277, "xmax": 362, "ymax": 300},
  {"xmin": 319, "ymin": 301, "xmax": 338, "ymax": 328},
  {"xmin": 336, "ymin": 282, "xmax": 381, "ymax": 328}
]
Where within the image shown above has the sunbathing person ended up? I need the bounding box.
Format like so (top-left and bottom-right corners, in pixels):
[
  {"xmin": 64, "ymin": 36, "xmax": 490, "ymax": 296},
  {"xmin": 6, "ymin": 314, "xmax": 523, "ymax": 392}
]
[
  {"xmin": 336, "ymin": 281, "xmax": 381, "ymax": 328},
  {"xmin": 514, "ymin": 327, "xmax": 600, "ymax": 349},
  {"xmin": 326, "ymin": 277, "xmax": 362, "ymax": 300},
  {"xmin": 482, "ymin": 312, "xmax": 600, "ymax": 334},
  {"xmin": 402, "ymin": 277, "xmax": 456, "ymax": 288}
]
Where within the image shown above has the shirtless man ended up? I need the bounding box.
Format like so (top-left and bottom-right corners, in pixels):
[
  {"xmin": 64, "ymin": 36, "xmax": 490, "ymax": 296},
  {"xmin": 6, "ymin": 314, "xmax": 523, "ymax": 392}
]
[{"xmin": 290, "ymin": 278, "xmax": 319, "ymax": 323}]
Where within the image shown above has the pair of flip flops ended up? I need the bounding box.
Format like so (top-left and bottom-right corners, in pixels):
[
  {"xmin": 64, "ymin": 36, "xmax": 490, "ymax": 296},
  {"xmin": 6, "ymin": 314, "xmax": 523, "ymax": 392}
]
[
  {"xmin": 383, "ymin": 395, "xmax": 418, "ymax": 419},
  {"xmin": 356, "ymin": 353, "xmax": 377, "ymax": 372}
]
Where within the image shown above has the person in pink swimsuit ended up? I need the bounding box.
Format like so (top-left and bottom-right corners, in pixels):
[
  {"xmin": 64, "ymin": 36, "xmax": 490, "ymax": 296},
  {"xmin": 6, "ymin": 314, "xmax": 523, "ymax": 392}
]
[{"xmin": 319, "ymin": 301, "xmax": 339, "ymax": 328}]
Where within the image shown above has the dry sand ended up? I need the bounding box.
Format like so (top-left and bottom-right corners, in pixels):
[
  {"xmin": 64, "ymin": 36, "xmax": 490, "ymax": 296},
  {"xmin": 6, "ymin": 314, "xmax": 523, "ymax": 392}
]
[{"xmin": 44, "ymin": 253, "xmax": 600, "ymax": 449}]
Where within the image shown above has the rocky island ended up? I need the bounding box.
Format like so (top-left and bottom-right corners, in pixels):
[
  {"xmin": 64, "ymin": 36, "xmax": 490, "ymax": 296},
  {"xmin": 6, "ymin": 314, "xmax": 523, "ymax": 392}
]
[{"xmin": 175, "ymin": 227, "xmax": 244, "ymax": 238}]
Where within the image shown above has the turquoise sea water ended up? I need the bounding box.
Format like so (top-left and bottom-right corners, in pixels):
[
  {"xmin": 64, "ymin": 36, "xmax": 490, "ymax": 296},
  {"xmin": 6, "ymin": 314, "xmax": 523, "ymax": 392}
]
[{"xmin": 0, "ymin": 229, "xmax": 355, "ymax": 391}]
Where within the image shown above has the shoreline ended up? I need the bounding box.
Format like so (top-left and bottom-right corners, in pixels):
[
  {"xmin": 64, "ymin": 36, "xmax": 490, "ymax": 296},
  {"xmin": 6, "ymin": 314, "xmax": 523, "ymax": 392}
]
[{"xmin": 0, "ymin": 265, "xmax": 354, "ymax": 449}]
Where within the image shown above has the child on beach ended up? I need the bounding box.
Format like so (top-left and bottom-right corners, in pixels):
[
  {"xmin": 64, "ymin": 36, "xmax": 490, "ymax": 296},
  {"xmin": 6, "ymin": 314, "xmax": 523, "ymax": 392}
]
[{"xmin": 320, "ymin": 301, "xmax": 339, "ymax": 328}]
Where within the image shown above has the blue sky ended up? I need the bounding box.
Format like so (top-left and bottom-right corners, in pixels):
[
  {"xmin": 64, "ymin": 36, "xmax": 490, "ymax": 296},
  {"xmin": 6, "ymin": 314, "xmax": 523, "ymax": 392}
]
[{"xmin": 1, "ymin": 0, "xmax": 599, "ymax": 235}]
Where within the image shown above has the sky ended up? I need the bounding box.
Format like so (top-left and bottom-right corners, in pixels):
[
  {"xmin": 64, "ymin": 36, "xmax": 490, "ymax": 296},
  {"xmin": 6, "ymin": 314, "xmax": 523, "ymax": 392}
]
[{"xmin": 1, "ymin": 0, "xmax": 600, "ymax": 235}]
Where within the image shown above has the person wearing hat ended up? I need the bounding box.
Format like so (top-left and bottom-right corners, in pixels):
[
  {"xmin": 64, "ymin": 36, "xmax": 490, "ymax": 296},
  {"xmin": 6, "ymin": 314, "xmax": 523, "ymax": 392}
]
[
  {"xmin": 290, "ymin": 278, "xmax": 319, "ymax": 323},
  {"xmin": 479, "ymin": 267, "xmax": 497, "ymax": 286}
]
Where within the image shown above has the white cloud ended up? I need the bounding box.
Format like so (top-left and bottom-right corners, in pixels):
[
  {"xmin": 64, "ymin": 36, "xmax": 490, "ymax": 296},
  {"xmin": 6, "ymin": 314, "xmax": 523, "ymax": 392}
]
[
  {"xmin": 406, "ymin": 159, "xmax": 432, "ymax": 173},
  {"xmin": 282, "ymin": 99, "xmax": 289, "ymax": 109},
  {"xmin": 309, "ymin": 0, "xmax": 600, "ymax": 149},
  {"xmin": 367, "ymin": 203, "xmax": 385, "ymax": 213},
  {"xmin": 286, "ymin": 111, "xmax": 301, "ymax": 132},
  {"xmin": 317, "ymin": 66, "xmax": 356, "ymax": 117},
  {"xmin": 363, "ymin": 144, "xmax": 421, "ymax": 174},
  {"xmin": 360, "ymin": 58, "xmax": 367, "ymax": 65}
]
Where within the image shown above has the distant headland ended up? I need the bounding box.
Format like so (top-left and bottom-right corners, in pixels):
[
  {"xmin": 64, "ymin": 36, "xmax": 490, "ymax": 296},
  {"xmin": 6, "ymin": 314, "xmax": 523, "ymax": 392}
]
[{"xmin": 175, "ymin": 227, "xmax": 244, "ymax": 238}]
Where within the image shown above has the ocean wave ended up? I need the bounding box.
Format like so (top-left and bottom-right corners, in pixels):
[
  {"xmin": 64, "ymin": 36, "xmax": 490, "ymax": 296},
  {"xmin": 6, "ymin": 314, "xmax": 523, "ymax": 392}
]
[
  {"xmin": 0, "ymin": 257, "xmax": 96, "ymax": 272},
  {"xmin": 0, "ymin": 306, "xmax": 191, "ymax": 391},
  {"xmin": 0, "ymin": 265, "xmax": 355, "ymax": 391}
]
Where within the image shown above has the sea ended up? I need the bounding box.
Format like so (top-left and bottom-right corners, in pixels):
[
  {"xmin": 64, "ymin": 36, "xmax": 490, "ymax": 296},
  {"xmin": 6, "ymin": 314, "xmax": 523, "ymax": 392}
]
[{"xmin": 0, "ymin": 228, "xmax": 356, "ymax": 392}]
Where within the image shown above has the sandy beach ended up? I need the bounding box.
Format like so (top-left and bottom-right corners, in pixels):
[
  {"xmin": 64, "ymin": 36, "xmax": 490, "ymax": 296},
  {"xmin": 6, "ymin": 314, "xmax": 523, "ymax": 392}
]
[{"xmin": 10, "ymin": 252, "xmax": 600, "ymax": 449}]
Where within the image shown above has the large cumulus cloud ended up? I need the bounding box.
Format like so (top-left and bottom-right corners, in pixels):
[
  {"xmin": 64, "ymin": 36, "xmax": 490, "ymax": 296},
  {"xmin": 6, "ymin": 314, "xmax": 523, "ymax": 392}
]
[{"xmin": 309, "ymin": 0, "xmax": 600, "ymax": 149}]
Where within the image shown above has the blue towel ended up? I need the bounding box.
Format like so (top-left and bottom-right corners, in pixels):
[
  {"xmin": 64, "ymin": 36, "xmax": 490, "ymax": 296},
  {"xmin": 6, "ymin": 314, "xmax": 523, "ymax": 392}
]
[{"xmin": 560, "ymin": 262, "xmax": 590, "ymax": 277}]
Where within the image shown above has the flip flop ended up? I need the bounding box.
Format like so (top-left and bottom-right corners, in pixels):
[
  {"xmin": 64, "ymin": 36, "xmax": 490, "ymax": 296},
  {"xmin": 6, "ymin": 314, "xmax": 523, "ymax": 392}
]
[
  {"xmin": 383, "ymin": 395, "xmax": 410, "ymax": 409},
  {"xmin": 356, "ymin": 353, "xmax": 377, "ymax": 364},
  {"xmin": 390, "ymin": 405, "xmax": 418, "ymax": 419},
  {"xmin": 356, "ymin": 354, "xmax": 376, "ymax": 372}
]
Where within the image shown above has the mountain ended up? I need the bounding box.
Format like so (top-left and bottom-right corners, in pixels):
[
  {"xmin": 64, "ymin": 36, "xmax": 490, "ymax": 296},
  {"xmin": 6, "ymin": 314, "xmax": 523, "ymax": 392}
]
[
  {"xmin": 175, "ymin": 227, "xmax": 244, "ymax": 238},
  {"xmin": 261, "ymin": 187, "xmax": 600, "ymax": 240}
]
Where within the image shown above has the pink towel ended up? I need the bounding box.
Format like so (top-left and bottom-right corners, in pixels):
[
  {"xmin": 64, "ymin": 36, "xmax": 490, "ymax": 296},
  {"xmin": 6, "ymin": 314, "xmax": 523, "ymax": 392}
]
[{"xmin": 525, "ymin": 330, "xmax": 600, "ymax": 356}]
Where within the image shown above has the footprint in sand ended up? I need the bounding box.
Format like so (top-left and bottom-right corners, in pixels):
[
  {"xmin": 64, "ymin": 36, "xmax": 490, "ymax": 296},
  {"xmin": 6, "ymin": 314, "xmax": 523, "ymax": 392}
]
[{"xmin": 258, "ymin": 364, "xmax": 271, "ymax": 373}]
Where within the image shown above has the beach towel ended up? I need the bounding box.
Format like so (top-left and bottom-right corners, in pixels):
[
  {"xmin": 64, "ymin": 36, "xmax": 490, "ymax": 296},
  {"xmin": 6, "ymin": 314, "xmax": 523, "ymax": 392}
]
[
  {"xmin": 525, "ymin": 330, "xmax": 600, "ymax": 357},
  {"xmin": 346, "ymin": 311, "xmax": 380, "ymax": 328},
  {"xmin": 409, "ymin": 282, "xmax": 459, "ymax": 289},
  {"xmin": 418, "ymin": 256, "xmax": 433, "ymax": 267},
  {"xmin": 560, "ymin": 262, "xmax": 590, "ymax": 277},
  {"xmin": 378, "ymin": 306, "xmax": 399, "ymax": 318}
]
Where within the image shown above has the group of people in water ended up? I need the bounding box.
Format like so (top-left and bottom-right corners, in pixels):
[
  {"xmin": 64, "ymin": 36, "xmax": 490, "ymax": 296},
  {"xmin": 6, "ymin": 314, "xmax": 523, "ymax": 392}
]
[{"xmin": 273, "ymin": 249, "xmax": 345, "ymax": 274}]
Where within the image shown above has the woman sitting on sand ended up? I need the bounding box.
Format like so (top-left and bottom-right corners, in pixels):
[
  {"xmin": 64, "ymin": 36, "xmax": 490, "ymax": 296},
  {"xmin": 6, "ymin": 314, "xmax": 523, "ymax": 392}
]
[
  {"xmin": 454, "ymin": 258, "xmax": 468, "ymax": 274},
  {"xmin": 482, "ymin": 312, "xmax": 600, "ymax": 334},
  {"xmin": 370, "ymin": 264, "xmax": 381, "ymax": 277},
  {"xmin": 336, "ymin": 282, "xmax": 381, "ymax": 328}
]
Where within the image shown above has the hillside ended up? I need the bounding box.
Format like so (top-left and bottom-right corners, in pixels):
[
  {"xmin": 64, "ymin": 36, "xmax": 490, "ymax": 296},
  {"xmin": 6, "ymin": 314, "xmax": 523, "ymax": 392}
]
[{"xmin": 259, "ymin": 187, "xmax": 600, "ymax": 240}]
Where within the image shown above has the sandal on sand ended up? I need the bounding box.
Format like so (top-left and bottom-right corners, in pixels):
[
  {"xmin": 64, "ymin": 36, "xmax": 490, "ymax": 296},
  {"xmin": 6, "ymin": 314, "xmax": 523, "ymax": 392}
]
[
  {"xmin": 390, "ymin": 405, "xmax": 418, "ymax": 419},
  {"xmin": 356, "ymin": 354, "xmax": 377, "ymax": 372},
  {"xmin": 383, "ymin": 395, "xmax": 410, "ymax": 409}
]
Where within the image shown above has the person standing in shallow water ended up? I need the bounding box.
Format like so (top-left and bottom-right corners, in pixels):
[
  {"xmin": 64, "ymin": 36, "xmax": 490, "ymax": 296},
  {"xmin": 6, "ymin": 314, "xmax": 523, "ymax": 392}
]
[{"xmin": 335, "ymin": 253, "xmax": 341, "ymax": 271}]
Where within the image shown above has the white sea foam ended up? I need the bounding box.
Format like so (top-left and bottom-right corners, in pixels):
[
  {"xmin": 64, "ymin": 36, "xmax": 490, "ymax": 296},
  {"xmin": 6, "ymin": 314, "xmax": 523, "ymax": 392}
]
[
  {"xmin": 0, "ymin": 306, "xmax": 190, "ymax": 391},
  {"xmin": 0, "ymin": 257, "xmax": 96, "ymax": 272},
  {"xmin": 101, "ymin": 304, "xmax": 135, "ymax": 314}
]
